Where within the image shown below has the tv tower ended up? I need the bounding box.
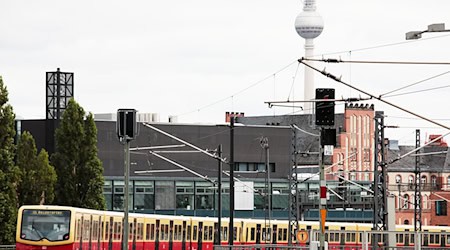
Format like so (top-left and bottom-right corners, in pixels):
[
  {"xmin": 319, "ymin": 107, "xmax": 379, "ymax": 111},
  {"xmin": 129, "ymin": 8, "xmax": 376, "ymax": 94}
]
[{"xmin": 294, "ymin": 0, "xmax": 324, "ymax": 114}]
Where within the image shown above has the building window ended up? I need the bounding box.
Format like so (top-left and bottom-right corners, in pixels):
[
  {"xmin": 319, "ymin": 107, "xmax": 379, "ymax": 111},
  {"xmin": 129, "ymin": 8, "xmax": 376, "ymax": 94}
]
[
  {"xmin": 403, "ymin": 194, "xmax": 410, "ymax": 209},
  {"xmin": 104, "ymin": 181, "xmax": 113, "ymax": 210},
  {"xmin": 271, "ymin": 182, "xmax": 289, "ymax": 210},
  {"xmin": 112, "ymin": 180, "xmax": 132, "ymax": 211},
  {"xmin": 395, "ymin": 175, "xmax": 401, "ymax": 184},
  {"xmin": 195, "ymin": 182, "xmax": 214, "ymax": 210},
  {"xmin": 431, "ymin": 175, "xmax": 437, "ymax": 187},
  {"xmin": 134, "ymin": 181, "xmax": 154, "ymax": 210},
  {"xmin": 235, "ymin": 162, "xmax": 275, "ymax": 173},
  {"xmin": 436, "ymin": 200, "xmax": 447, "ymax": 216},
  {"xmin": 421, "ymin": 176, "xmax": 427, "ymax": 184},
  {"xmin": 176, "ymin": 181, "xmax": 194, "ymax": 210},
  {"xmin": 408, "ymin": 176, "xmax": 414, "ymax": 189}
]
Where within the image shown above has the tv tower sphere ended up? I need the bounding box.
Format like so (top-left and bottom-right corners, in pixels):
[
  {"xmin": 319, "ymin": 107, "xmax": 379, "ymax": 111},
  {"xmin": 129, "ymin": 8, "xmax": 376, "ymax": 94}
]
[{"xmin": 294, "ymin": 4, "xmax": 324, "ymax": 39}]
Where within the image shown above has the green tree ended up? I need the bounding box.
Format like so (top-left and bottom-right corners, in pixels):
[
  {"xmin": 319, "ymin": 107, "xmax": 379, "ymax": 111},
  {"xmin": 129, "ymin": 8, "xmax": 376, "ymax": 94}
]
[
  {"xmin": 51, "ymin": 99, "xmax": 106, "ymax": 210},
  {"xmin": 0, "ymin": 76, "xmax": 19, "ymax": 244},
  {"xmin": 17, "ymin": 131, "xmax": 57, "ymax": 206}
]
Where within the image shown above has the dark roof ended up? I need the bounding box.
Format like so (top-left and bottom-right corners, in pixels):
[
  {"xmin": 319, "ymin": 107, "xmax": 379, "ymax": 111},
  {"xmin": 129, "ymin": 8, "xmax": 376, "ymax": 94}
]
[
  {"xmin": 386, "ymin": 145, "xmax": 449, "ymax": 173},
  {"xmin": 236, "ymin": 114, "xmax": 345, "ymax": 165}
]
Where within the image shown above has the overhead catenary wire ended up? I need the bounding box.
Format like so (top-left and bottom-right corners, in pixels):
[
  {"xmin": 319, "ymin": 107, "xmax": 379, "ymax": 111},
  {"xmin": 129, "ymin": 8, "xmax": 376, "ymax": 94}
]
[
  {"xmin": 298, "ymin": 60, "xmax": 450, "ymax": 166},
  {"xmin": 298, "ymin": 59, "xmax": 450, "ymax": 132},
  {"xmin": 301, "ymin": 57, "xmax": 450, "ymax": 66},
  {"xmin": 380, "ymin": 70, "xmax": 450, "ymax": 97},
  {"xmin": 176, "ymin": 35, "xmax": 450, "ymax": 121}
]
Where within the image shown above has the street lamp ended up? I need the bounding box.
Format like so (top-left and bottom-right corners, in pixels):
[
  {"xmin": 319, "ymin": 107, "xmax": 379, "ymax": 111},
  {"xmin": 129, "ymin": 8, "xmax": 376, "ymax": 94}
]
[{"xmin": 406, "ymin": 23, "xmax": 450, "ymax": 40}]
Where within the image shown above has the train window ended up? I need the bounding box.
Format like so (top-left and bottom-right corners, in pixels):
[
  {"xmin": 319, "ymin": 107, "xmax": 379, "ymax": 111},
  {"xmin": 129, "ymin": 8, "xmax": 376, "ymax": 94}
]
[
  {"xmin": 283, "ymin": 228, "xmax": 287, "ymax": 241},
  {"xmin": 250, "ymin": 228, "xmax": 255, "ymax": 241},
  {"xmin": 178, "ymin": 224, "xmax": 183, "ymax": 241},
  {"xmin": 222, "ymin": 226, "xmax": 227, "ymax": 241},
  {"xmin": 209, "ymin": 226, "xmax": 213, "ymax": 241},
  {"xmin": 129, "ymin": 222, "xmax": 134, "ymax": 240},
  {"xmin": 193, "ymin": 226, "xmax": 197, "ymax": 241},
  {"xmin": 430, "ymin": 234, "xmax": 436, "ymax": 244},
  {"xmin": 76, "ymin": 219, "xmax": 81, "ymax": 241},
  {"xmin": 105, "ymin": 222, "xmax": 109, "ymax": 241},
  {"xmin": 101, "ymin": 221, "xmax": 104, "ymax": 240},
  {"xmin": 233, "ymin": 227, "xmax": 237, "ymax": 241},
  {"xmin": 411, "ymin": 234, "xmax": 415, "ymax": 243},
  {"xmin": 203, "ymin": 226, "xmax": 208, "ymax": 241},
  {"xmin": 83, "ymin": 219, "xmax": 90, "ymax": 241},
  {"xmin": 162, "ymin": 224, "xmax": 169, "ymax": 240},
  {"xmin": 263, "ymin": 228, "xmax": 271, "ymax": 241},
  {"xmin": 92, "ymin": 221, "xmax": 98, "ymax": 241},
  {"xmin": 351, "ymin": 233, "xmax": 356, "ymax": 242},
  {"xmin": 346, "ymin": 233, "xmax": 351, "ymax": 242},
  {"xmin": 278, "ymin": 228, "xmax": 283, "ymax": 241},
  {"xmin": 187, "ymin": 225, "xmax": 191, "ymax": 241},
  {"xmin": 398, "ymin": 234, "xmax": 404, "ymax": 243},
  {"xmin": 336, "ymin": 233, "xmax": 340, "ymax": 242},
  {"xmin": 330, "ymin": 233, "xmax": 335, "ymax": 242},
  {"xmin": 138, "ymin": 223, "xmax": 143, "ymax": 240},
  {"xmin": 174, "ymin": 225, "xmax": 179, "ymax": 241},
  {"xmin": 145, "ymin": 224, "xmax": 150, "ymax": 240},
  {"xmin": 447, "ymin": 235, "xmax": 450, "ymax": 244}
]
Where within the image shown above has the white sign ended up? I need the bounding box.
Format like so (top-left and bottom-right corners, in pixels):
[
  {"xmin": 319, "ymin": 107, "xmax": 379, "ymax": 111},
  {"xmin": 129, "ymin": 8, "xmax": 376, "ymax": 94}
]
[{"xmin": 324, "ymin": 145, "xmax": 334, "ymax": 156}]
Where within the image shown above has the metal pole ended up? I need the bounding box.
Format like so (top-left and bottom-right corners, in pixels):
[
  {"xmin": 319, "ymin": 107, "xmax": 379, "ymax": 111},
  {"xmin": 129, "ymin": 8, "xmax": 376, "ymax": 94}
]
[
  {"xmin": 123, "ymin": 140, "xmax": 130, "ymax": 250},
  {"xmin": 414, "ymin": 129, "xmax": 422, "ymax": 233},
  {"xmin": 228, "ymin": 117, "xmax": 235, "ymax": 246},
  {"xmin": 318, "ymin": 128, "xmax": 325, "ymax": 250},
  {"xmin": 217, "ymin": 144, "xmax": 222, "ymax": 246}
]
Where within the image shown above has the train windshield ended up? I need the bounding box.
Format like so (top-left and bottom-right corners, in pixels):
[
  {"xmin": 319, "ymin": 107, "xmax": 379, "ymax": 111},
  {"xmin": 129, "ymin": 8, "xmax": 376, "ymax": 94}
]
[{"xmin": 20, "ymin": 209, "xmax": 71, "ymax": 241}]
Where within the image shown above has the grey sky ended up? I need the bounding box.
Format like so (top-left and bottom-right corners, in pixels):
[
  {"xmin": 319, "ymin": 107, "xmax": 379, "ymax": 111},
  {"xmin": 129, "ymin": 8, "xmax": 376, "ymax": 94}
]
[{"xmin": 1, "ymin": 0, "xmax": 450, "ymax": 145}]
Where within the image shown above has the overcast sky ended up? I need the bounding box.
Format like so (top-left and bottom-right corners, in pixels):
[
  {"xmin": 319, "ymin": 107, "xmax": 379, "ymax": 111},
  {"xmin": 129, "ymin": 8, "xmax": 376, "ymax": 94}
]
[{"xmin": 2, "ymin": 0, "xmax": 450, "ymax": 145}]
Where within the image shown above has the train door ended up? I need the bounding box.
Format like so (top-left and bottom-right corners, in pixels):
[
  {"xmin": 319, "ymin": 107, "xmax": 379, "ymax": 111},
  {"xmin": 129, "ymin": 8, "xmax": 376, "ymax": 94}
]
[
  {"xmin": 405, "ymin": 229, "xmax": 410, "ymax": 247},
  {"xmin": 132, "ymin": 218, "xmax": 137, "ymax": 250},
  {"xmin": 272, "ymin": 225, "xmax": 277, "ymax": 244},
  {"xmin": 182, "ymin": 221, "xmax": 187, "ymax": 250},
  {"xmin": 198, "ymin": 221, "xmax": 203, "ymax": 250},
  {"xmin": 441, "ymin": 230, "xmax": 446, "ymax": 247},
  {"xmin": 89, "ymin": 215, "xmax": 93, "ymax": 250},
  {"xmin": 108, "ymin": 217, "xmax": 113, "ymax": 250},
  {"xmin": 340, "ymin": 227, "xmax": 345, "ymax": 246},
  {"xmin": 155, "ymin": 220, "xmax": 160, "ymax": 250},
  {"xmin": 255, "ymin": 224, "xmax": 261, "ymax": 245},
  {"xmin": 80, "ymin": 215, "xmax": 85, "ymax": 250},
  {"xmin": 169, "ymin": 220, "xmax": 174, "ymax": 250},
  {"xmin": 423, "ymin": 230, "xmax": 429, "ymax": 246}
]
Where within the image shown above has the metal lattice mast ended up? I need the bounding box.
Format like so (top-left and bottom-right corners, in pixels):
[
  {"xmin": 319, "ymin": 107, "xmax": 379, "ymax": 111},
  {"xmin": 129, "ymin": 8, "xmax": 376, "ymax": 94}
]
[
  {"xmin": 373, "ymin": 111, "xmax": 388, "ymax": 246},
  {"xmin": 414, "ymin": 129, "xmax": 422, "ymax": 232},
  {"xmin": 288, "ymin": 126, "xmax": 299, "ymax": 245}
]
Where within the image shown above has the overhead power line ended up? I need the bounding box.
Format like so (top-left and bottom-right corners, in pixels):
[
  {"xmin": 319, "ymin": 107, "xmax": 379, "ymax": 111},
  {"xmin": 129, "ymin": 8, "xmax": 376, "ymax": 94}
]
[
  {"xmin": 301, "ymin": 57, "xmax": 450, "ymax": 66},
  {"xmin": 297, "ymin": 59, "xmax": 450, "ymax": 131}
]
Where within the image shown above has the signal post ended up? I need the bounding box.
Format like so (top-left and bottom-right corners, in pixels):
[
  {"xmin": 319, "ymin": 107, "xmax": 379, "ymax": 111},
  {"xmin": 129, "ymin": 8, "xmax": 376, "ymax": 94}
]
[
  {"xmin": 315, "ymin": 88, "xmax": 336, "ymax": 250},
  {"xmin": 117, "ymin": 109, "xmax": 138, "ymax": 250}
]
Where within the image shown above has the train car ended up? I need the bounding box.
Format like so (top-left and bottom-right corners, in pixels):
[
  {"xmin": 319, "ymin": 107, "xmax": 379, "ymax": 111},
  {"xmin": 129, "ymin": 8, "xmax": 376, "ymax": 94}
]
[{"xmin": 16, "ymin": 205, "xmax": 450, "ymax": 250}]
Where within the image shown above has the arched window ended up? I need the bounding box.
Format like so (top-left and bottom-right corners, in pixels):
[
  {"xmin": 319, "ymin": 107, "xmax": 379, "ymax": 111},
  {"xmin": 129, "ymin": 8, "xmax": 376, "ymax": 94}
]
[
  {"xmin": 408, "ymin": 175, "xmax": 414, "ymax": 189},
  {"xmin": 404, "ymin": 220, "xmax": 409, "ymax": 225},
  {"xmin": 421, "ymin": 175, "xmax": 427, "ymax": 184},
  {"xmin": 431, "ymin": 175, "xmax": 437, "ymax": 187},
  {"xmin": 395, "ymin": 175, "xmax": 402, "ymax": 184},
  {"xmin": 403, "ymin": 194, "xmax": 410, "ymax": 209}
]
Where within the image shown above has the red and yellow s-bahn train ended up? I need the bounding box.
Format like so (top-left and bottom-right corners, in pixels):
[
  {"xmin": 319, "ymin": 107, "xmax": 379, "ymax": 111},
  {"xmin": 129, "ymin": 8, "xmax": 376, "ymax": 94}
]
[{"xmin": 16, "ymin": 205, "xmax": 450, "ymax": 250}]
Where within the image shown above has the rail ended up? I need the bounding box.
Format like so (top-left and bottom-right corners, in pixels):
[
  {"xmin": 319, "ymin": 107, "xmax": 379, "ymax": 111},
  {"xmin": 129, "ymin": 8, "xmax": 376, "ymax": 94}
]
[{"xmin": 0, "ymin": 246, "xmax": 15, "ymax": 250}]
